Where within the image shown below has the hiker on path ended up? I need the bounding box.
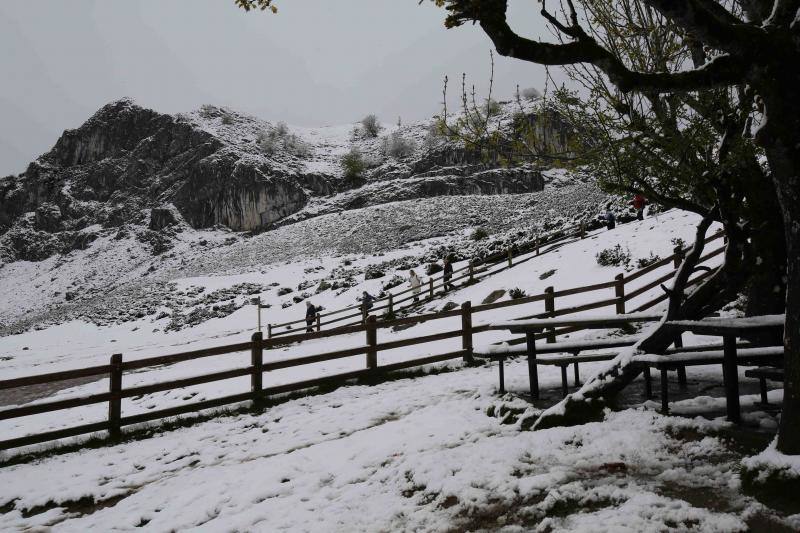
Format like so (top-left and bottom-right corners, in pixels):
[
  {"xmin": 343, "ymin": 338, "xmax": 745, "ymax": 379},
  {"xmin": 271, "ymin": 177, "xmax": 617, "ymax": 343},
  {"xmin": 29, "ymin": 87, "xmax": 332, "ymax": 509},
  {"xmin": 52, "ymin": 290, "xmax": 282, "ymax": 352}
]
[
  {"xmin": 305, "ymin": 301, "xmax": 317, "ymax": 333},
  {"xmin": 443, "ymin": 256, "xmax": 454, "ymax": 291},
  {"xmin": 604, "ymin": 208, "xmax": 616, "ymax": 230},
  {"xmin": 409, "ymin": 270, "xmax": 422, "ymax": 302},
  {"xmin": 361, "ymin": 290, "xmax": 375, "ymax": 316},
  {"xmin": 631, "ymin": 194, "xmax": 647, "ymax": 221}
]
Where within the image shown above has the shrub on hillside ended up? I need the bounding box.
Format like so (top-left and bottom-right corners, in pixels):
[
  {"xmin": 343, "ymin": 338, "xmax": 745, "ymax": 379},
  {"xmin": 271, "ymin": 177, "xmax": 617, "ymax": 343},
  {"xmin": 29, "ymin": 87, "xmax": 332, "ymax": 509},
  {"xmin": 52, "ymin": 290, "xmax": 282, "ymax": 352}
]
[
  {"xmin": 221, "ymin": 113, "xmax": 234, "ymax": 125},
  {"xmin": 509, "ymin": 287, "xmax": 527, "ymax": 299},
  {"xmin": 521, "ymin": 87, "xmax": 542, "ymax": 100},
  {"xmin": 596, "ymin": 244, "xmax": 632, "ymax": 268},
  {"xmin": 471, "ymin": 227, "xmax": 489, "ymax": 241},
  {"xmin": 341, "ymin": 148, "xmax": 366, "ymax": 182},
  {"xmin": 257, "ymin": 125, "xmax": 310, "ymax": 158},
  {"xmin": 199, "ymin": 104, "xmax": 217, "ymax": 118},
  {"xmin": 426, "ymin": 262, "xmax": 443, "ymax": 276},
  {"xmin": 485, "ymin": 99, "xmax": 502, "ymax": 116},
  {"xmin": 361, "ymin": 114, "xmax": 382, "ymax": 137},
  {"xmin": 635, "ymin": 252, "xmax": 662, "ymax": 269},
  {"xmin": 670, "ymin": 237, "xmax": 687, "ymax": 250},
  {"xmin": 383, "ymin": 132, "xmax": 416, "ymax": 159},
  {"xmin": 275, "ymin": 121, "xmax": 289, "ymax": 136}
]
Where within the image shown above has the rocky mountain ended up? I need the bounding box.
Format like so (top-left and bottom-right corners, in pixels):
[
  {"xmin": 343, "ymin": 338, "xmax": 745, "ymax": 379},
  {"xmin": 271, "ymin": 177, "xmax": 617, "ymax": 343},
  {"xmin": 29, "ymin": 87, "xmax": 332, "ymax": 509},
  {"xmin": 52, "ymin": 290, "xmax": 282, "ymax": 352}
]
[{"xmin": 0, "ymin": 98, "xmax": 565, "ymax": 263}]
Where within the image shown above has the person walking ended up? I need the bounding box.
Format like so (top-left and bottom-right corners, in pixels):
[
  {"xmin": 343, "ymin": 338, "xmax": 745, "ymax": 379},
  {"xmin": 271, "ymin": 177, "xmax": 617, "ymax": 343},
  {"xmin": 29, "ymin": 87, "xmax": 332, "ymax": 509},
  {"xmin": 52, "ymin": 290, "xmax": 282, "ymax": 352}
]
[
  {"xmin": 305, "ymin": 301, "xmax": 317, "ymax": 333},
  {"xmin": 443, "ymin": 256, "xmax": 454, "ymax": 291},
  {"xmin": 409, "ymin": 269, "xmax": 422, "ymax": 302},
  {"xmin": 361, "ymin": 290, "xmax": 375, "ymax": 318},
  {"xmin": 604, "ymin": 208, "xmax": 616, "ymax": 230},
  {"xmin": 632, "ymin": 194, "xmax": 647, "ymax": 221}
]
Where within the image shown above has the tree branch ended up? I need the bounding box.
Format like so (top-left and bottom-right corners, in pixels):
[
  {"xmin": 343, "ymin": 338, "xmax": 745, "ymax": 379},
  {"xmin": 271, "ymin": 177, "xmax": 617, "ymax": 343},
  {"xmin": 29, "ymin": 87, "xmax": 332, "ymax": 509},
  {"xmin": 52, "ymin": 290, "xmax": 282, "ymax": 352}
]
[{"xmin": 466, "ymin": 0, "xmax": 748, "ymax": 93}]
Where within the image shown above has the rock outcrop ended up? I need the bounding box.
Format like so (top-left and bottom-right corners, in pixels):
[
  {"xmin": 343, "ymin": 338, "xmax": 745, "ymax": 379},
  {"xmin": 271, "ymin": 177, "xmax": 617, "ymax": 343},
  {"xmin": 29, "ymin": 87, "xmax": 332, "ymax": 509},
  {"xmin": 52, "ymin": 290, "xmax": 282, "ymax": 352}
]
[{"xmin": 0, "ymin": 98, "xmax": 575, "ymax": 263}]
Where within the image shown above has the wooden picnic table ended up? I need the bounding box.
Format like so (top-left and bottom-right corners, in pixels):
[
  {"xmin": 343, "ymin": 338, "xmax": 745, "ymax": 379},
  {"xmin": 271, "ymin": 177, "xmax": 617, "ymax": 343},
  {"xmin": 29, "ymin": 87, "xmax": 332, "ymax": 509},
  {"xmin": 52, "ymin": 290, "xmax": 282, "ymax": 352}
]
[
  {"xmin": 662, "ymin": 315, "xmax": 784, "ymax": 422},
  {"xmin": 488, "ymin": 313, "xmax": 662, "ymax": 400}
]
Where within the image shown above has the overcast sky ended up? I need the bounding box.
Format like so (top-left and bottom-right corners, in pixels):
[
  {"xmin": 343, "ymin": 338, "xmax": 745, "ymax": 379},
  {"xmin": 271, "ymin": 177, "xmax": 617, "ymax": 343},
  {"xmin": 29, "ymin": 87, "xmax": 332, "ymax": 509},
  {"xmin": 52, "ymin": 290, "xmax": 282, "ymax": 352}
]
[{"xmin": 0, "ymin": 0, "xmax": 555, "ymax": 175}]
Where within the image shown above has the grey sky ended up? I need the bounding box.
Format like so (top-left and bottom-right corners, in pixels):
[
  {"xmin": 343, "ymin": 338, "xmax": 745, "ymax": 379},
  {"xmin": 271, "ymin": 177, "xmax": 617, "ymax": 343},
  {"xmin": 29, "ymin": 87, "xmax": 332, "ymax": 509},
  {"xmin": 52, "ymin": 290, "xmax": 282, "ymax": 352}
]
[{"xmin": 0, "ymin": 0, "xmax": 554, "ymax": 175}]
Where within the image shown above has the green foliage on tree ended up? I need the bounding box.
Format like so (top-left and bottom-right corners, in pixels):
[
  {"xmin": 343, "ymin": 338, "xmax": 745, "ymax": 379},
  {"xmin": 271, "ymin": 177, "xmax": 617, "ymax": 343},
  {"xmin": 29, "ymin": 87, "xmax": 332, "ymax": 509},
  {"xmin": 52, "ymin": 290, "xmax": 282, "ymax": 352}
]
[{"xmin": 341, "ymin": 147, "xmax": 366, "ymax": 182}]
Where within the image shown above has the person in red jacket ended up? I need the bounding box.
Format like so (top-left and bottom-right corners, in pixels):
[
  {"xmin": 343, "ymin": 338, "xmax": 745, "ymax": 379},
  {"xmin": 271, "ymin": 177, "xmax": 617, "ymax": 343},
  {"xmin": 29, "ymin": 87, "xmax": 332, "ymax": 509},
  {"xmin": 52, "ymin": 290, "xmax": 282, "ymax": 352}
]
[{"xmin": 632, "ymin": 194, "xmax": 647, "ymax": 220}]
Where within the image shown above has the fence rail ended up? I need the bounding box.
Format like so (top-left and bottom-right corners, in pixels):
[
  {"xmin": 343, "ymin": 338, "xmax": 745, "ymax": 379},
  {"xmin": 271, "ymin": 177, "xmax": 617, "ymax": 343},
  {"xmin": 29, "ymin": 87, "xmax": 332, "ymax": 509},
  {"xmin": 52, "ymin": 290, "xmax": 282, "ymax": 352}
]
[
  {"xmin": 261, "ymin": 221, "xmax": 590, "ymax": 337},
  {"xmin": 0, "ymin": 228, "xmax": 726, "ymax": 452}
]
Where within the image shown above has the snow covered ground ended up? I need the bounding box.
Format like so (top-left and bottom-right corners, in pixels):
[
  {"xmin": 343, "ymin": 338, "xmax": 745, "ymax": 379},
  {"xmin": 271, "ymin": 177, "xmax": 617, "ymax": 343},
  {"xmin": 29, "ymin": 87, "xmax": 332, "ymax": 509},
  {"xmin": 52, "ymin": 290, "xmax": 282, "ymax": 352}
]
[
  {"xmin": 0, "ymin": 361, "xmax": 794, "ymax": 531},
  {"xmin": 3, "ymin": 209, "xmax": 796, "ymax": 531},
  {"xmin": 0, "ymin": 210, "xmax": 722, "ymax": 439}
]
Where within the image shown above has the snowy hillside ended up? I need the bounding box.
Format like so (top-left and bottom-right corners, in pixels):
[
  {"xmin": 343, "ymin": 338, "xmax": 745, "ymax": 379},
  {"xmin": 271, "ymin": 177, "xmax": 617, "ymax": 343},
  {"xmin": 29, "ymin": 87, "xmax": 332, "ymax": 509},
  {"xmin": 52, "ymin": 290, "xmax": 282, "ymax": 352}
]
[
  {"xmin": 0, "ymin": 209, "xmax": 721, "ymax": 439},
  {"xmin": 3, "ymin": 210, "xmax": 797, "ymax": 531}
]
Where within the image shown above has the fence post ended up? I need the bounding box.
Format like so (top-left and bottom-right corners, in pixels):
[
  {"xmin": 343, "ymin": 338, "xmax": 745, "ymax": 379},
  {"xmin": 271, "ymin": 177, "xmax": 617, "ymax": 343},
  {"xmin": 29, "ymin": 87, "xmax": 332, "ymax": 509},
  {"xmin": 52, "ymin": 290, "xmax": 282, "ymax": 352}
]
[
  {"xmin": 673, "ymin": 245, "xmax": 685, "ymax": 269},
  {"xmin": 580, "ymin": 222, "xmax": 586, "ymax": 239},
  {"xmin": 536, "ymin": 236, "xmax": 540, "ymax": 255},
  {"xmin": 257, "ymin": 297, "xmax": 262, "ymax": 333},
  {"xmin": 108, "ymin": 353, "xmax": 122, "ymax": 440},
  {"xmin": 461, "ymin": 301, "xmax": 474, "ymax": 364},
  {"xmin": 316, "ymin": 312, "xmax": 321, "ymax": 332},
  {"xmin": 429, "ymin": 278, "xmax": 434, "ymax": 299},
  {"xmin": 469, "ymin": 261, "xmax": 474, "ymax": 283},
  {"xmin": 366, "ymin": 315, "xmax": 378, "ymax": 370},
  {"xmin": 388, "ymin": 293, "xmax": 394, "ymax": 315},
  {"xmin": 362, "ymin": 303, "xmax": 368, "ymax": 324},
  {"xmin": 251, "ymin": 331, "xmax": 263, "ymax": 402},
  {"xmin": 507, "ymin": 248, "xmax": 513, "ymax": 267},
  {"xmin": 614, "ymin": 273, "xmax": 626, "ymax": 314},
  {"xmin": 544, "ymin": 286, "xmax": 556, "ymax": 343},
  {"xmin": 267, "ymin": 323, "xmax": 272, "ymax": 339}
]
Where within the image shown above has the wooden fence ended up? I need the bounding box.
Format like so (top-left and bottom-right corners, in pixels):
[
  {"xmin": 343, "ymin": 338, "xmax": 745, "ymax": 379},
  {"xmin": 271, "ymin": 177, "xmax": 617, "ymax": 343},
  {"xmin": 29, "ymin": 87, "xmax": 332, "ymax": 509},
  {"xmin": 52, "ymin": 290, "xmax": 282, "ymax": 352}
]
[
  {"xmin": 0, "ymin": 230, "xmax": 725, "ymax": 452},
  {"xmin": 262, "ymin": 221, "xmax": 590, "ymax": 337}
]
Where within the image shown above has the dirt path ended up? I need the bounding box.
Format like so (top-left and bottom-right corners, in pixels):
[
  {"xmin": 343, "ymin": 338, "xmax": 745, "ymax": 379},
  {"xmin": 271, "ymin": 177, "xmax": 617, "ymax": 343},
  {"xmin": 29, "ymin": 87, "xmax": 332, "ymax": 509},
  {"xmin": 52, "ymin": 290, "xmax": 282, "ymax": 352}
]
[{"xmin": 0, "ymin": 376, "xmax": 104, "ymax": 408}]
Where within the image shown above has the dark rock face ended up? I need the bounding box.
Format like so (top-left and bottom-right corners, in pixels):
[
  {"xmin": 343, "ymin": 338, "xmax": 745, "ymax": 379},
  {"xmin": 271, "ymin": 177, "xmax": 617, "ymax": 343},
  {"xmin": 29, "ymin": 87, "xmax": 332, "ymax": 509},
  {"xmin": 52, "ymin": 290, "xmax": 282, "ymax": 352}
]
[
  {"xmin": 0, "ymin": 99, "xmax": 330, "ymax": 261},
  {"xmin": 0, "ymin": 98, "xmax": 576, "ymax": 263},
  {"xmin": 149, "ymin": 205, "xmax": 181, "ymax": 231}
]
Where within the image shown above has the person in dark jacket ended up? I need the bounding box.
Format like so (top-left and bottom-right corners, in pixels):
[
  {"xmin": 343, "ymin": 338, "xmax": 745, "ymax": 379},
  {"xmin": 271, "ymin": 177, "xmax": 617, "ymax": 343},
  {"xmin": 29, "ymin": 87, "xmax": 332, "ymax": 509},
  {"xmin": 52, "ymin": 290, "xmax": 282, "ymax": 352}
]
[
  {"xmin": 361, "ymin": 291, "xmax": 375, "ymax": 316},
  {"xmin": 443, "ymin": 256, "xmax": 454, "ymax": 291},
  {"xmin": 604, "ymin": 209, "xmax": 616, "ymax": 230},
  {"xmin": 305, "ymin": 301, "xmax": 317, "ymax": 333}
]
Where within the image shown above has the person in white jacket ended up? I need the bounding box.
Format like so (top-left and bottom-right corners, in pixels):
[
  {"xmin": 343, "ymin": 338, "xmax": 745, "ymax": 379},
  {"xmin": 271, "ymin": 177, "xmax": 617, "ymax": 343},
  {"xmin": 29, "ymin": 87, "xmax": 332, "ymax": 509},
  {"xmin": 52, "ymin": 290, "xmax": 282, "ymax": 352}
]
[{"xmin": 409, "ymin": 270, "xmax": 422, "ymax": 302}]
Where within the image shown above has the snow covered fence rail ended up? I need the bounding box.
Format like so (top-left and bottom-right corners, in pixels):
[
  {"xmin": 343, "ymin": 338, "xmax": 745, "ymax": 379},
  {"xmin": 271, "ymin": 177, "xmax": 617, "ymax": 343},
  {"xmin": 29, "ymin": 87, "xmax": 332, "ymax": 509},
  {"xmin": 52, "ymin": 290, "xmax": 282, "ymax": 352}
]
[
  {"xmin": 0, "ymin": 230, "xmax": 726, "ymax": 453},
  {"xmin": 0, "ymin": 306, "xmax": 474, "ymax": 452},
  {"xmin": 262, "ymin": 222, "xmax": 588, "ymax": 336}
]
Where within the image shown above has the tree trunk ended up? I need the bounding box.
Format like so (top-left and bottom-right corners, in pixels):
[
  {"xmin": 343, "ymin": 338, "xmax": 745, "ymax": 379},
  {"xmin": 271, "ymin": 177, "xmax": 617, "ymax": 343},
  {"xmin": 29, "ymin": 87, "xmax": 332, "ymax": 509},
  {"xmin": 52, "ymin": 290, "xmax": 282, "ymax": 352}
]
[
  {"xmin": 756, "ymin": 66, "xmax": 800, "ymax": 454},
  {"xmin": 760, "ymin": 137, "xmax": 800, "ymax": 454}
]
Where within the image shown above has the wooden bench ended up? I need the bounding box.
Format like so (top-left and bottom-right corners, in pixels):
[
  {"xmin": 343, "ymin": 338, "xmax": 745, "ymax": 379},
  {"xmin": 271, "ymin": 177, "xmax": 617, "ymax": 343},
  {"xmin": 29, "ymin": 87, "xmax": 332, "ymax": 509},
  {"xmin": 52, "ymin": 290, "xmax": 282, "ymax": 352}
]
[
  {"xmin": 482, "ymin": 338, "xmax": 638, "ymax": 396},
  {"xmin": 486, "ymin": 313, "xmax": 662, "ymax": 400},
  {"xmin": 634, "ymin": 345, "xmax": 784, "ymax": 416},
  {"xmin": 656, "ymin": 315, "xmax": 785, "ymax": 422},
  {"xmin": 744, "ymin": 367, "xmax": 785, "ymax": 406}
]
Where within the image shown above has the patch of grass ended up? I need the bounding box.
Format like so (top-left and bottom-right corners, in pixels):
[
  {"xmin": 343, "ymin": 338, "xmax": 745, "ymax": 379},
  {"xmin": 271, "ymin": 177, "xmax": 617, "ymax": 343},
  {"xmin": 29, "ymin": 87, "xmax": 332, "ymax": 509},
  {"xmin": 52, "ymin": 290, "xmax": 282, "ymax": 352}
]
[{"xmin": 539, "ymin": 269, "xmax": 557, "ymax": 280}]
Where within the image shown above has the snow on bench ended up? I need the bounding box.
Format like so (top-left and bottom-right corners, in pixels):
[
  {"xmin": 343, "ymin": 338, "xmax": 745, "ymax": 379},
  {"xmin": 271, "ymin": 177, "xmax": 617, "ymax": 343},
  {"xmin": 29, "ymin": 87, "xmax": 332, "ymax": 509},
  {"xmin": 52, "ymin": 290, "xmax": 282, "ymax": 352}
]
[
  {"xmin": 480, "ymin": 337, "xmax": 641, "ymax": 358},
  {"xmin": 634, "ymin": 346, "xmax": 784, "ymax": 416},
  {"xmin": 632, "ymin": 346, "xmax": 784, "ymax": 367},
  {"xmin": 488, "ymin": 312, "xmax": 663, "ymax": 332}
]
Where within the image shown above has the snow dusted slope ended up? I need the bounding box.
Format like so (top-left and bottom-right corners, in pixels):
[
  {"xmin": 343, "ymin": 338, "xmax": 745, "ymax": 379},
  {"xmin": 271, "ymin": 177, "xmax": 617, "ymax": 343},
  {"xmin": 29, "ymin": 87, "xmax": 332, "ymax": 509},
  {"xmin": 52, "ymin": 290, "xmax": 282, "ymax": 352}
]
[
  {"xmin": 3, "ymin": 210, "xmax": 795, "ymax": 532},
  {"xmin": 0, "ymin": 210, "xmax": 722, "ymax": 439},
  {"xmin": 0, "ymin": 175, "xmax": 606, "ymax": 335}
]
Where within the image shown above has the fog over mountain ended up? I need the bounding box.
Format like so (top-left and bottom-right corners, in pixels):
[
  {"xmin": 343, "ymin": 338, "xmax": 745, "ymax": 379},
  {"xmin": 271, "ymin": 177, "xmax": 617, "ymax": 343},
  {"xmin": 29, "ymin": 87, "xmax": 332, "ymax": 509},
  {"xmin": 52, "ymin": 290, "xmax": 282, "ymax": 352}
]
[{"xmin": 0, "ymin": 0, "xmax": 556, "ymax": 175}]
